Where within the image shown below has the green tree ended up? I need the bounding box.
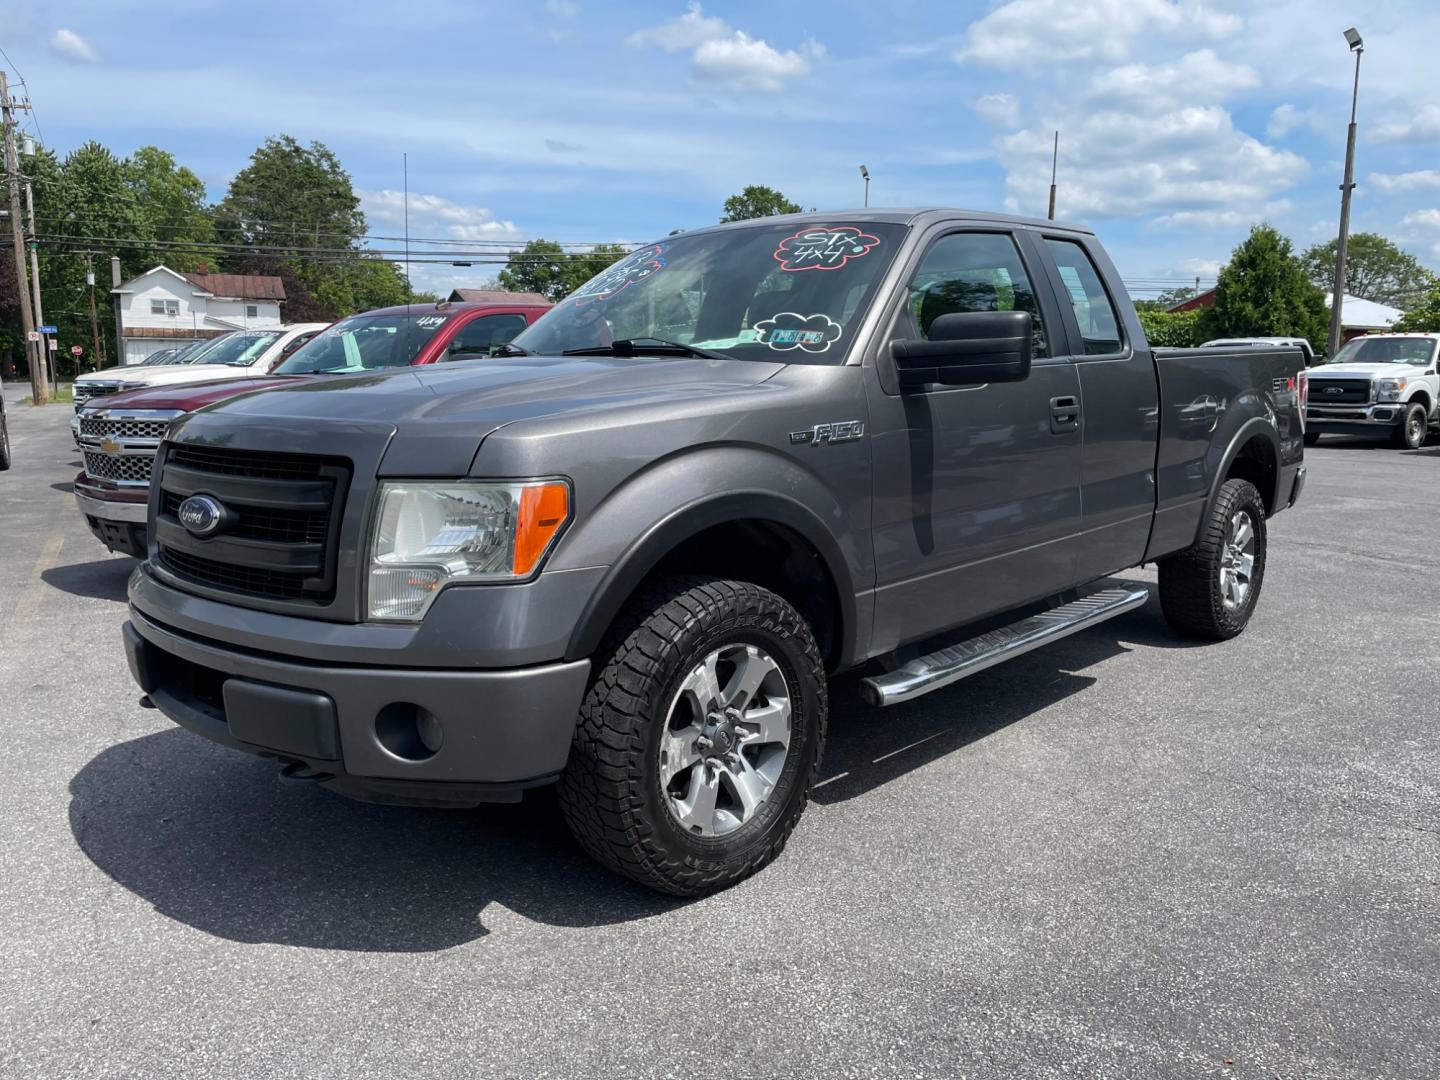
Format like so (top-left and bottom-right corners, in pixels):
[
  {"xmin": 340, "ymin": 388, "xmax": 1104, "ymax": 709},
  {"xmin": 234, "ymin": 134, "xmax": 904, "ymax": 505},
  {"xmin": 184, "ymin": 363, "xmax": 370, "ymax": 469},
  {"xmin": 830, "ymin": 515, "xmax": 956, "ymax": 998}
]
[
  {"xmin": 1199, "ymin": 225, "xmax": 1328, "ymax": 350},
  {"xmin": 498, "ymin": 240, "xmax": 628, "ymax": 301},
  {"xmin": 1301, "ymin": 232, "xmax": 1436, "ymax": 309},
  {"xmin": 719, "ymin": 185, "xmax": 802, "ymax": 223},
  {"xmin": 1391, "ymin": 281, "xmax": 1440, "ymax": 332},
  {"xmin": 1137, "ymin": 308, "xmax": 1202, "ymax": 347},
  {"xmin": 125, "ymin": 146, "xmax": 218, "ymax": 272}
]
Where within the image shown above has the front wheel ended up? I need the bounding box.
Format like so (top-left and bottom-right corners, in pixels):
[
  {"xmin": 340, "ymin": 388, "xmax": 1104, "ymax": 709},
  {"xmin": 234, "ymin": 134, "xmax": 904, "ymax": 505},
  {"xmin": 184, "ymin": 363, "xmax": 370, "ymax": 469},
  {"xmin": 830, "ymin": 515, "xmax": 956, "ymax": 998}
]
[
  {"xmin": 558, "ymin": 577, "xmax": 827, "ymax": 896},
  {"xmin": 1302, "ymin": 430, "xmax": 1321, "ymax": 447},
  {"xmin": 0, "ymin": 415, "xmax": 11, "ymax": 471},
  {"xmin": 1391, "ymin": 402, "xmax": 1428, "ymax": 449},
  {"xmin": 1158, "ymin": 478, "xmax": 1267, "ymax": 641}
]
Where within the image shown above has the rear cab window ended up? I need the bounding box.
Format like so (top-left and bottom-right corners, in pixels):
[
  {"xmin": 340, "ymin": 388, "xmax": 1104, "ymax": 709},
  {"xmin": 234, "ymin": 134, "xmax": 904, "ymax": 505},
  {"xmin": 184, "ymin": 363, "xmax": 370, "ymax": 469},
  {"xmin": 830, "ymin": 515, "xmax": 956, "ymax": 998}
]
[{"xmin": 1043, "ymin": 238, "xmax": 1124, "ymax": 356}]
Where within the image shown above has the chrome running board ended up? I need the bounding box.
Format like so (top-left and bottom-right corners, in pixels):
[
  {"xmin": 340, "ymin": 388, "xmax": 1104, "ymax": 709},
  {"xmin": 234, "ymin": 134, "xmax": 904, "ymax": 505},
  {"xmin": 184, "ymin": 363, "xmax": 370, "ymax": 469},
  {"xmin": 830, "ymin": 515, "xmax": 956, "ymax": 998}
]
[{"xmin": 859, "ymin": 587, "xmax": 1150, "ymax": 707}]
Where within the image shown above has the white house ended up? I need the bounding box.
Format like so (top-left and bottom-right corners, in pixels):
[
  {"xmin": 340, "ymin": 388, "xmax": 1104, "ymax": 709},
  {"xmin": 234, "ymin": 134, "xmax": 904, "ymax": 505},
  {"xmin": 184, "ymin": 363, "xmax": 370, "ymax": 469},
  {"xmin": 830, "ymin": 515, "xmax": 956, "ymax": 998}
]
[
  {"xmin": 111, "ymin": 266, "xmax": 287, "ymax": 364},
  {"xmin": 1324, "ymin": 292, "xmax": 1405, "ymax": 336}
]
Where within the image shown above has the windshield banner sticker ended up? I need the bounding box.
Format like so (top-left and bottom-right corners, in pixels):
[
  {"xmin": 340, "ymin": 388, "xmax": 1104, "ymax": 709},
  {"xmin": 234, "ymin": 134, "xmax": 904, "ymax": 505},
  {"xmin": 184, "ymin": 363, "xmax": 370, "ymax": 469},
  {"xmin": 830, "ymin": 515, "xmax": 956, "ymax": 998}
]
[
  {"xmin": 571, "ymin": 245, "xmax": 665, "ymax": 302},
  {"xmin": 755, "ymin": 312, "xmax": 843, "ymax": 353},
  {"xmin": 774, "ymin": 226, "xmax": 881, "ymax": 273},
  {"xmin": 414, "ymin": 315, "xmax": 448, "ymax": 329}
]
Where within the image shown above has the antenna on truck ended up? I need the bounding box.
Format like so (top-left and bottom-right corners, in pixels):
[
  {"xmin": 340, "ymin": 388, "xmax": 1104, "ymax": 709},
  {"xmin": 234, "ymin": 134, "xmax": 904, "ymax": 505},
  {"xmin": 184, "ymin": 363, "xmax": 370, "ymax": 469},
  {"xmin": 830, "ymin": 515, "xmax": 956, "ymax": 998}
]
[{"xmin": 1047, "ymin": 131, "xmax": 1059, "ymax": 221}]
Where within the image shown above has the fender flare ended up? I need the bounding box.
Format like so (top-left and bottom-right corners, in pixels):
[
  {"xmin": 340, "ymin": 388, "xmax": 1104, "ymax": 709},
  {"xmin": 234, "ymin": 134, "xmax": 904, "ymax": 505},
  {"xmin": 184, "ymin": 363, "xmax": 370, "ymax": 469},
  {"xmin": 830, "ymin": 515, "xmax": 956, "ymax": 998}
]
[
  {"xmin": 1207, "ymin": 416, "xmax": 1281, "ymax": 516},
  {"xmin": 563, "ymin": 491, "xmax": 859, "ymax": 665}
]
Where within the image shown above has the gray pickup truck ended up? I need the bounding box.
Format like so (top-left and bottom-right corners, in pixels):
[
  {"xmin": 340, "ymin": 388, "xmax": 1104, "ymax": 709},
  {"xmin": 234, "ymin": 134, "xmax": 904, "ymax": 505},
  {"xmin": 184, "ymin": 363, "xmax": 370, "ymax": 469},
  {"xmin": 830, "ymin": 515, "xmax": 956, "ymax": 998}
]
[{"xmin": 123, "ymin": 210, "xmax": 1307, "ymax": 895}]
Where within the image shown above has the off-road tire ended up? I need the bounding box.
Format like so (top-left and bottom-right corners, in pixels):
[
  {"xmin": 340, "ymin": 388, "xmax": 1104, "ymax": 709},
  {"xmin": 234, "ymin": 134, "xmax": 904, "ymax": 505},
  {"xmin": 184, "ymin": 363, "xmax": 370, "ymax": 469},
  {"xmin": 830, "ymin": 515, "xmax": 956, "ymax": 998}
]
[
  {"xmin": 0, "ymin": 415, "xmax": 10, "ymax": 471},
  {"xmin": 558, "ymin": 576, "xmax": 827, "ymax": 896},
  {"xmin": 1391, "ymin": 402, "xmax": 1428, "ymax": 449},
  {"xmin": 1302, "ymin": 431, "xmax": 1321, "ymax": 447},
  {"xmin": 1158, "ymin": 478, "xmax": 1267, "ymax": 641}
]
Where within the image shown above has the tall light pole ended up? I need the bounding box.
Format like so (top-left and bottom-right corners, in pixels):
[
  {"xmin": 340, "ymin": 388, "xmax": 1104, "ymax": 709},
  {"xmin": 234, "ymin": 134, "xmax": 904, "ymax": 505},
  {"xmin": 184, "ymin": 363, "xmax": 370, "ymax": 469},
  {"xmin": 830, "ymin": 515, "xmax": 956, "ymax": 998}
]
[
  {"xmin": 1328, "ymin": 27, "xmax": 1363, "ymax": 359},
  {"xmin": 859, "ymin": 164, "xmax": 870, "ymax": 208}
]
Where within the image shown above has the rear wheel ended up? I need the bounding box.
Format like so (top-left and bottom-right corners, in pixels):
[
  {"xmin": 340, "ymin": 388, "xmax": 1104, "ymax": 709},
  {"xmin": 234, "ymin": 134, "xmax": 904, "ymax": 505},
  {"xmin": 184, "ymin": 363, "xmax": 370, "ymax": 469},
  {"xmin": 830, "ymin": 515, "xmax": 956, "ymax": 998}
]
[
  {"xmin": 1391, "ymin": 402, "xmax": 1428, "ymax": 449},
  {"xmin": 1158, "ymin": 478, "xmax": 1267, "ymax": 641},
  {"xmin": 558, "ymin": 576, "xmax": 827, "ymax": 896},
  {"xmin": 0, "ymin": 414, "xmax": 11, "ymax": 471}
]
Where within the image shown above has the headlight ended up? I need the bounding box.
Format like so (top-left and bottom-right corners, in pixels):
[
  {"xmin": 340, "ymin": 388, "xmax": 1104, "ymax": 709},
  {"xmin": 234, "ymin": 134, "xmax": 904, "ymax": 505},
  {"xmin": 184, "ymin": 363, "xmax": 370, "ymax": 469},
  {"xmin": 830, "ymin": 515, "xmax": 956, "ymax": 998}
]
[
  {"xmin": 367, "ymin": 480, "xmax": 570, "ymax": 621},
  {"xmin": 1377, "ymin": 378, "xmax": 1407, "ymax": 401}
]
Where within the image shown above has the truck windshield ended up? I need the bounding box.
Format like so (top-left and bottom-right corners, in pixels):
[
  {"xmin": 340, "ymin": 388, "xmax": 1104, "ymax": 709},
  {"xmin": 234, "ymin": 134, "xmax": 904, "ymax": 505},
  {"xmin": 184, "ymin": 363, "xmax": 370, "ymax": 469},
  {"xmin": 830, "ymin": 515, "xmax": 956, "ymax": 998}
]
[
  {"xmin": 511, "ymin": 220, "xmax": 908, "ymax": 364},
  {"xmin": 275, "ymin": 313, "xmax": 450, "ymax": 374},
  {"xmin": 201, "ymin": 331, "xmax": 284, "ymax": 367},
  {"xmin": 1327, "ymin": 337, "xmax": 1437, "ymax": 365}
]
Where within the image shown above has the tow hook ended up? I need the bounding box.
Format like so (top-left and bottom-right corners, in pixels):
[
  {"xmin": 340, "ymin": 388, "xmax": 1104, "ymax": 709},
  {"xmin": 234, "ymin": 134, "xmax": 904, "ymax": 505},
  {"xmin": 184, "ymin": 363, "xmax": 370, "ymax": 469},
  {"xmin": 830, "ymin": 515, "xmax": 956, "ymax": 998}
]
[{"xmin": 279, "ymin": 761, "xmax": 335, "ymax": 785}]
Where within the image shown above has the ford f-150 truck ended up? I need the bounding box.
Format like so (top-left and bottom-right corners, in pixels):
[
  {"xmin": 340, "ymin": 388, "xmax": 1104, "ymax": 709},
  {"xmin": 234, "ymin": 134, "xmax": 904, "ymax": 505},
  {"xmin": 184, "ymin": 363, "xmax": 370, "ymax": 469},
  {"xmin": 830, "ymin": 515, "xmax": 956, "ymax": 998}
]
[
  {"xmin": 122, "ymin": 210, "xmax": 1306, "ymax": 895},
  {"xmin": 1303, "ymin": 332, "xmax": 1439, "ymax": 449},
  {"xmin": 74, "ymin": 300, "xmax": 549, "ymax": 556}
]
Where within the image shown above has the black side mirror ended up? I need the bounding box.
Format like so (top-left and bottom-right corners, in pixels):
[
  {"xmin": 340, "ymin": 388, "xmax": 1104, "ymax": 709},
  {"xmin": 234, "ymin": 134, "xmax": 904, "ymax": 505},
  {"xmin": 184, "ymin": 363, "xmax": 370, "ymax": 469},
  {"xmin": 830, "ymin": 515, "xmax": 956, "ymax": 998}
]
[{"xmin": 891, "ymin": 310, "xmax": 1033, "ymax": 388}]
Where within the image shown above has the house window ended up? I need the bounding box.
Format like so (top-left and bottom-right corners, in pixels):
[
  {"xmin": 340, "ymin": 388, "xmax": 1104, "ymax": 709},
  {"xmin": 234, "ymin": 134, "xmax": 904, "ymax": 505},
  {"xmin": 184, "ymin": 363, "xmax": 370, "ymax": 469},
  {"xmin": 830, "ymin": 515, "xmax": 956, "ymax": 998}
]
[
  {"xmin": 245, "ymin": 305, "xmax": 259, "ymax": 319},
  {"xmin": 150, "ymin": 299, "xmax": 179, "ymax": 316}
]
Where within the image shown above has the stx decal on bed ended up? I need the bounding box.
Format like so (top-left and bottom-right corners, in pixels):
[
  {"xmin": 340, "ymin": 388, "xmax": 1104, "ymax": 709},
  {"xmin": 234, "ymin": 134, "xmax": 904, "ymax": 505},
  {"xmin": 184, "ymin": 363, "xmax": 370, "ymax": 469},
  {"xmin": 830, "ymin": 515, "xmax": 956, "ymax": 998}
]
[
  {"xmin": 754, "ymin": 312, "xmax": 843, "ymax": 353},
  {"xmin": 773, "ymin": 226, "xmax": 882, "ymax": 272},
  {"xmin": 571, "ymin": 245, "xmax": 666, "ymax": 302}
]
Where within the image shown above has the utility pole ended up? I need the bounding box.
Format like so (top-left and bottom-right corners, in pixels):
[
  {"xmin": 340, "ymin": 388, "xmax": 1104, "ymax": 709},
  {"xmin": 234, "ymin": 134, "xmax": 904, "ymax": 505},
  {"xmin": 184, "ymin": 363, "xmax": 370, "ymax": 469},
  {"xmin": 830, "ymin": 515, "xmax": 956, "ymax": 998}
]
[
  {"xmin": 1329, "ymin": 29, "xmax": 1364, "ymax": 359},
  {"xmin": 1047, "ymin": 131, "xmax": 1059, "ymax": 221},
  {"xmin": 111, "ymin": 256, "xmax": 123, "ymax": 365},
  {"xmin": 1, "ymin": 70, "xmax": 46, "ymax": 403},
  {"xmin": 82, "ymin": 252, "xmax": 102, "ymax": 372}
]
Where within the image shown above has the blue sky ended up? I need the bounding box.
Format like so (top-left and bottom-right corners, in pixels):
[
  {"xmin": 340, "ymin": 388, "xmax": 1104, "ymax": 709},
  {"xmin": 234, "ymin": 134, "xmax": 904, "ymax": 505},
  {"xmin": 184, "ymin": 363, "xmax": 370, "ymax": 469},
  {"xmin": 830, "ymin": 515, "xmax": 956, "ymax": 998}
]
[{"xmin": 6, "ymin": 0, "xmax": 1440, "ymax": 298}]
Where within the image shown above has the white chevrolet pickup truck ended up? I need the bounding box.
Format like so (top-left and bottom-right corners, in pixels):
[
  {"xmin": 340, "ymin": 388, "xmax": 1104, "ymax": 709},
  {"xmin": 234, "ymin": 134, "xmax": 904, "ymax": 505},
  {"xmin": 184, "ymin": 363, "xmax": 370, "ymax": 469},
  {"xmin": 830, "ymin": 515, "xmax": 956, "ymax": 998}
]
[{"xmin": 1304, "ymin": 333, "xmax": 1440, "ymax": 449}]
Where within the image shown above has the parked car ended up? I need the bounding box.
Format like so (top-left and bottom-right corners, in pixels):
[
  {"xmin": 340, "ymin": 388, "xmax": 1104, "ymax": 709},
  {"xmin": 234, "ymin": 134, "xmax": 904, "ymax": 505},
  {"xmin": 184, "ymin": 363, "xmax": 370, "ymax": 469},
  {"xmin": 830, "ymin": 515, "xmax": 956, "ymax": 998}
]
[
  {"xmin": 1303, "ymin": 332, "xmax": 1439, "ymax": 448},
  {"xmin": 122, "ymin": 210, "xmax": 1306, "ymax": 895},
  {"xmin": 73, "ymin": 302, "xmax": 549, "ymax": 556},
  {"xmin": 72, "ymin": 336, "xmax": 226, "ymax": 412},
  {"xmin": 1203, "ymin": 337, "xmax": 1318, "ymax": 366}
]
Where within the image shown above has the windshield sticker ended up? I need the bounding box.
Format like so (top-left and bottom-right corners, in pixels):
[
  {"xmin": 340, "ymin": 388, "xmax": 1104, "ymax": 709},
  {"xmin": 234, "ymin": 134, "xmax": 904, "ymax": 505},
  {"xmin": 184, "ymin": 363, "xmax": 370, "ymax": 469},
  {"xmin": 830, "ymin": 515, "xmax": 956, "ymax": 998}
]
[
  {"xmin": 755, "ymin": 312, "xmax": 843, "ymax": 353},
  {"xmin": 571, "ymin": 245, "xmax": 666, "ymax": 303},
  {"xmin": 774, "ymin": 226, "xmax": 881, "ymax": 273},
  {"xmin": 414, "ymin": 315, "xmax": 448, "ymax": 329}
]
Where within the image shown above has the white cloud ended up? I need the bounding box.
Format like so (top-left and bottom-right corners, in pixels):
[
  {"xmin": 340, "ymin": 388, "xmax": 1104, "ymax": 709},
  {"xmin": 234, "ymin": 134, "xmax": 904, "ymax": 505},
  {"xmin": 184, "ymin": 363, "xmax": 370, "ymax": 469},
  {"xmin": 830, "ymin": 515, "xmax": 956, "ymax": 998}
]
[
  {"xmin": 956, "ymin": 0, "xmax": 1240, "ymax": 71},
  {"xmin": 1180, "ymin": 257, "xmax": 1223, "ymax": 277},
  {"xmin": 1373, "ymin": 103, "xmax": 1440, "ymax": 145},
  {"xmin": 544, "ymin": 138, "xmax": 585, "ymax": 154},
  {"xmin": 1089, "ymin": 50, "xmax": 1258, "ymax": 110},
  {"xmin": 1369, "ymin": 170, "xmax": 1440, "ymax": 194},
  {"xmin": 359, "ymin": 189, "xmax": 520, "ymax": 242},
  {"xmin": 49, "ymin": 28, "xmax": 100, "ymax": 64},
  {"xmin": 972, "ymin": 92, "xmax": 1020, "ymax": 128},
  {"xmin": 1403, "ymin": 208, "xmax": 1440, "ymax": 231},
  {"xmin": 628, "ymin": 3, "xmax": 823, "ymax": 93},
  {"xmin": 545, "ymin": 0, "xmax": 579, "ymax": 14},
  {"xmin": 1265, "ymin": 103, "xmax": 1326, "ymax": 140}
]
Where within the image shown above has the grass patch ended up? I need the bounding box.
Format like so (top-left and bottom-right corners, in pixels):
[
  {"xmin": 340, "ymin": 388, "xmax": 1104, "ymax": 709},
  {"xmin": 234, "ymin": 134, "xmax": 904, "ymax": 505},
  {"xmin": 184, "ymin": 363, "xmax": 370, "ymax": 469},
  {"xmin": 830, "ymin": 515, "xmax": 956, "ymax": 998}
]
[{"xmin": 23, "ymin": 385, "xmax": 74, "ymax": 405}]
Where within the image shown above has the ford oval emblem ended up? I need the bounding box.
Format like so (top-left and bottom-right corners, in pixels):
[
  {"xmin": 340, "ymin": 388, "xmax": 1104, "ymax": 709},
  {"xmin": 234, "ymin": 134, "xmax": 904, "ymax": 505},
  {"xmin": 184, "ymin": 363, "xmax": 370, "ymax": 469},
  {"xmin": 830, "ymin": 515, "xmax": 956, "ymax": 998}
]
[{"xmin": 177, "ymin": 494, "xmax": 225, "ymax": 537}]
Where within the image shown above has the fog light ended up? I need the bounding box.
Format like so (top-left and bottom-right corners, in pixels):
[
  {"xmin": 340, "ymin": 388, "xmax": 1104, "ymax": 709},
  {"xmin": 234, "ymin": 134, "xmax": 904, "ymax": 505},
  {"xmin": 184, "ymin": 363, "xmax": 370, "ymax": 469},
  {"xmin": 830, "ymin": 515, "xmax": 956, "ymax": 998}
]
[{"xmin": 375, "ymin": 702, "xmax": 444, "ymax": 761}]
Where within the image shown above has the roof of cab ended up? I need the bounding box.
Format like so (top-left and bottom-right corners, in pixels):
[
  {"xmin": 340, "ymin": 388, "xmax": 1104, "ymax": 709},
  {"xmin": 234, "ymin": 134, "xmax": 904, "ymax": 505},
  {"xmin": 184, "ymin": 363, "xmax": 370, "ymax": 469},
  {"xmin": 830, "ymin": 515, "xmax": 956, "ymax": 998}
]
[
  {"xmin": 358, "ymin": 299, "xmax": 553, "ymax": 318},
  {"xmin": 687, "ymin": 207, "xmax": 1094, "ymax": 238}
]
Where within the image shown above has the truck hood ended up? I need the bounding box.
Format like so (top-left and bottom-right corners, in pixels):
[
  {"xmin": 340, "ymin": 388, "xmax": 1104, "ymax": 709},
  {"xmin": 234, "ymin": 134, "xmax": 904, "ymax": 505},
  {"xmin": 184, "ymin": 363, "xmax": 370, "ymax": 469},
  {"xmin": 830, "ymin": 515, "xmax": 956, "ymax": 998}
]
[
  {"xmin": 183, "ymin": 354, "xmax": 785, "ymax": 476},
  {"xmin": 84, "ymin": 375, "xmax": 300, "ymax": 413},
  {"xmin": 1313, "ymin": 362, "xmax": 1431, "ymax": 378}
]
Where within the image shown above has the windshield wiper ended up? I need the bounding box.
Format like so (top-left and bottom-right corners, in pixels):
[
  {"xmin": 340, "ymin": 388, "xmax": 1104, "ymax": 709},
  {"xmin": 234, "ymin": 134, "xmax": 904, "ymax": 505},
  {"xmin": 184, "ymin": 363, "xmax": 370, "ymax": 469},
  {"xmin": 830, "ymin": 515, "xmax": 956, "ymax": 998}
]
[{"xmin": 561, "ymin": 337, "xmax": 730, "ymax": 361}]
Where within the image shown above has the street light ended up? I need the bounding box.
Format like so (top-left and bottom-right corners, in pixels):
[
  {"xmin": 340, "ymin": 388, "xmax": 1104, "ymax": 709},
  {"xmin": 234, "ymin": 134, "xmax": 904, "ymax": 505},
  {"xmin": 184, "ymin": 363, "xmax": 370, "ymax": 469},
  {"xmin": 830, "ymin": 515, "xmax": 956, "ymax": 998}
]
[
  {"xmin": 859, "ymin": 164, "xmax": 870, "ymax": 208},
  {"xmin": 1328, "ymin": 27, "xmax": 1364, "ymax": 359}
]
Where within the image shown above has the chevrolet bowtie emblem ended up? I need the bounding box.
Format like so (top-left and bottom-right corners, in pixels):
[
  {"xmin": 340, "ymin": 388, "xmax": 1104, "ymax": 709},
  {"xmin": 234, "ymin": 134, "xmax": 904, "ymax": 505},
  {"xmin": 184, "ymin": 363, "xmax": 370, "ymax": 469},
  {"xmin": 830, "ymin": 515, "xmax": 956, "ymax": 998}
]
[{"xmin": 99, "ymin": 437, "xmax": 121, "ymax": 455}]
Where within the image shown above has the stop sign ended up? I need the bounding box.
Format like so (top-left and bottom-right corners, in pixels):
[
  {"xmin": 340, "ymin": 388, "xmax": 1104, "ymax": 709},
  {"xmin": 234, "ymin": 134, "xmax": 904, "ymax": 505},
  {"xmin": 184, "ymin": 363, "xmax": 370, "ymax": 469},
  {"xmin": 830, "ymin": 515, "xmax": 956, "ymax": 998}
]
[{"xmin": 71, "ymin": 345, "xmax": 83, "ymax": 356}]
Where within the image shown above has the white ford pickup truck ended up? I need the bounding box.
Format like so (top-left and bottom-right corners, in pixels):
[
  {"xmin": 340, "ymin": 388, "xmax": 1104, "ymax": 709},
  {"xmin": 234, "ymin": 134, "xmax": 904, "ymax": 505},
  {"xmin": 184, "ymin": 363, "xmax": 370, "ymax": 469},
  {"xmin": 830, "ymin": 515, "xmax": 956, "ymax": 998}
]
[{"xmin": 1304, "ymin": 333, "xmax": 1439, "ymax": 449}]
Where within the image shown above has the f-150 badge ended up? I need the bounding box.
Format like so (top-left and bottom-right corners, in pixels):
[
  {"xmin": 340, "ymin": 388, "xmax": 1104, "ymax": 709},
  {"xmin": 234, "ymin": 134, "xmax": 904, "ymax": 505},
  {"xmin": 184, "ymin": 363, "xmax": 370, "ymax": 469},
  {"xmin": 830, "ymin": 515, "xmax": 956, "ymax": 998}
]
[{"xmin": 789, "ymin": 421, "xmax": 864, "ymax": 445}]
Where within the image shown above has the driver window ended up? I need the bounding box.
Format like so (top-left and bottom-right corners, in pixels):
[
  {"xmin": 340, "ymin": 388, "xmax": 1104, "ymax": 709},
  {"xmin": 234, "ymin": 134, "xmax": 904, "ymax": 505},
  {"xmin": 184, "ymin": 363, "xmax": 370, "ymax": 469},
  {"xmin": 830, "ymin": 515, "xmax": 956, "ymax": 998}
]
[
  {"xmin": 901, "ymin": 232, "xmax": 1049, "ymax": 357},
  {"xmin": 445, "ymin": 314, "xmax": 529, "ymax": 360}
]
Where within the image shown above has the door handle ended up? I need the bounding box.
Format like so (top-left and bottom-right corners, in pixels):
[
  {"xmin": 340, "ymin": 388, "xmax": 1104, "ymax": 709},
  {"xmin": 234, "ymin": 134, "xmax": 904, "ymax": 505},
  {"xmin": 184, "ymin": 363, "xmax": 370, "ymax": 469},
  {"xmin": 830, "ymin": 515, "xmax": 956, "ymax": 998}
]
[{"xmin": 1050, "ymin": 395, "xmax": 1080, "ymax": 434}]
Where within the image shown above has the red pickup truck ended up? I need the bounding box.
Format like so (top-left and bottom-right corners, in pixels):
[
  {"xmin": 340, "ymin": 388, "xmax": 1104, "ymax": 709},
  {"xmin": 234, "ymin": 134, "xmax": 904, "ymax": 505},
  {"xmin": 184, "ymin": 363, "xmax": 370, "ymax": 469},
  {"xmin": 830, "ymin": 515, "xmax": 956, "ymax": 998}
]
[{"xmin": 74, "ymin": 299, "xmax": 551, "ymax": 556}]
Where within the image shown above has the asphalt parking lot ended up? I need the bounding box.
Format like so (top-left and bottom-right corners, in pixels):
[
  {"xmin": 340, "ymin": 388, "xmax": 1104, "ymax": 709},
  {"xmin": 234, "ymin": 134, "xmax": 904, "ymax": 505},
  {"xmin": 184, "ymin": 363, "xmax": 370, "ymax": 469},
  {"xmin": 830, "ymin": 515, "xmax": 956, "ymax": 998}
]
[{"xmin": 1, "ymin": 381, "xmax": 1436, "ymax": 1079}]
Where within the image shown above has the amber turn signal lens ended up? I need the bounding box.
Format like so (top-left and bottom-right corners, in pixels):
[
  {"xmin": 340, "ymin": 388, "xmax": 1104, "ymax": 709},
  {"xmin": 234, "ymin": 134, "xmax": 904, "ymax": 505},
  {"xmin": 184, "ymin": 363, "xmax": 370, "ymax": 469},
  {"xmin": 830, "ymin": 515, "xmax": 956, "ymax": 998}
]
[{"xmin": 512, "ymin": 482, "xmax": 569, "ymax": 575}]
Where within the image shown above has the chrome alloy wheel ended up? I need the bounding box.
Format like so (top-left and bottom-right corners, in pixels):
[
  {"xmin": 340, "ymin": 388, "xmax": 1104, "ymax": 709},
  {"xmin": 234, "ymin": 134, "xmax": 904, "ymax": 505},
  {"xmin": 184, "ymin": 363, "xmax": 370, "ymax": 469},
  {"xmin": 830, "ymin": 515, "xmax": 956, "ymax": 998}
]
[
  {"xmin": 1219, "ymin": 509, "xmax": 1256, "ymax": 611},
  {"xmin": 659, "ymin": 643, "xmax": 792, "ymax": 837}
]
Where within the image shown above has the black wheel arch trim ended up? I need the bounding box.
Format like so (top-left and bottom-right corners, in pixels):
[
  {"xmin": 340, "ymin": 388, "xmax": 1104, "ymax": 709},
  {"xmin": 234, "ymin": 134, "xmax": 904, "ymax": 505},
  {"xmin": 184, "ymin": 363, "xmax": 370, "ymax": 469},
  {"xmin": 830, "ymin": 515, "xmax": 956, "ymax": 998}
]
[
  {"xmin": 1207, "ymin": 416, "xmax": 1282, "ymax": 518},
  {"xmin": 563, "ymin": 492, "xmax": 859, "ymax": 668}
]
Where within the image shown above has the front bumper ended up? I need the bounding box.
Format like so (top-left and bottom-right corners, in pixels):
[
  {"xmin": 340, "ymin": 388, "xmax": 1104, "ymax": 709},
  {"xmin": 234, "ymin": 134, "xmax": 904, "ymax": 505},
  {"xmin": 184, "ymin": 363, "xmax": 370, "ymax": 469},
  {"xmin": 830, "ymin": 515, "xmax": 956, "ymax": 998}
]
[
  {"xmin": 124, "ymin": 606, "xmax": 591, "ymax": 806},
  {"xmin": 75, "ymin": 477, "xmax": 149, "ymax": 557},
  {"xmin": 1304, "ymin": 403, "xmax": 1406, "ymax": 434}
]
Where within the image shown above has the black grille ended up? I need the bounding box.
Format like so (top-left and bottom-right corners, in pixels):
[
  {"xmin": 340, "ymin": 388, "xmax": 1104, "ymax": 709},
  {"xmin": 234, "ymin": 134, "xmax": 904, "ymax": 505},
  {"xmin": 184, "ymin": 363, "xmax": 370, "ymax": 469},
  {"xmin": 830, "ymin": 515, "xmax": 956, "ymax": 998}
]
[
  {"xmin": 159, "ymin": 548, "xmax": 310, "ymax": 600},
  {"xmin": 156, "ymin": 445, "xmax": 350, "ymax": 604},
  {"xmin": 83, "ymin": 450, "xmax": 154, "ymax": 484},
  {"xmin": 167, "ymin": 445, "xmax": 328, "ymax": 481},
  {"xmin": 1308, "ymin": 378, "xmax": 1370, "ymax": 405}
]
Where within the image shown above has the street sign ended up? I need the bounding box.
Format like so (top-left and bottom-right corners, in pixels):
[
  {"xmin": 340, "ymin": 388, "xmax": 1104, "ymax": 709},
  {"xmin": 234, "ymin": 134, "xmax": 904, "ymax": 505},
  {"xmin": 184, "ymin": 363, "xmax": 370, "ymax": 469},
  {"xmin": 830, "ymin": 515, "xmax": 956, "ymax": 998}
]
[
  {"xmin": 71, "ymin": 346, "xmax": 83, "ymax": 356},
  {"xmin": 26, "ymin": 330, "xmax": 39, "ymax": 342},
  {"xmin": 38, "ymin": 325, "xmax": 57, "ymax": 334}
]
